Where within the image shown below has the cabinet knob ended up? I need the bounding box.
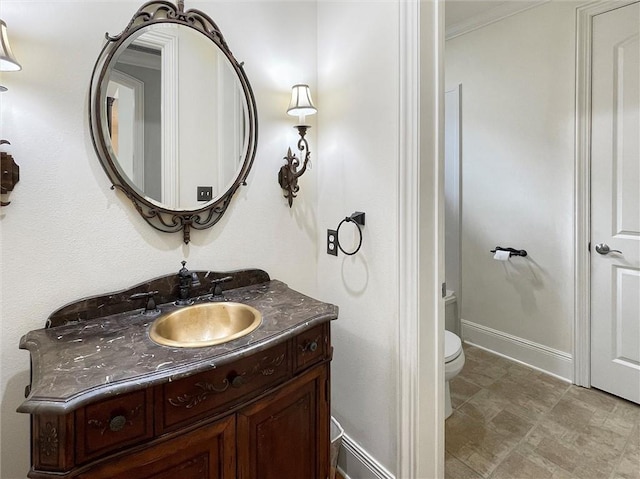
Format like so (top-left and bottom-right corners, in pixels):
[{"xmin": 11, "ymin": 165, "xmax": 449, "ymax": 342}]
[
  {"xmin": 109, "ymin": 415, "xmax": 127, "ymax": 432},
  {"xmin": 306, "ymin": 341, "xmax": 318, "ymax": 353},
  {"xmin": 231, "ymin": 375, "xmax": 245, "ymax": 388}
]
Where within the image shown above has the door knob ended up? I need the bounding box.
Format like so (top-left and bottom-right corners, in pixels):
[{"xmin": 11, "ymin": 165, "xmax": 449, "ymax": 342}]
[{"xmin": 595, "ymin": 243, "xmax": 622, "ymax": 255}]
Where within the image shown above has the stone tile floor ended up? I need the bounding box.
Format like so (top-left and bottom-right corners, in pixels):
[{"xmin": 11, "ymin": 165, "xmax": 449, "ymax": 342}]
[{"xmin": 446, "ymin": 345, "xmax": 640, "ymax": 479}]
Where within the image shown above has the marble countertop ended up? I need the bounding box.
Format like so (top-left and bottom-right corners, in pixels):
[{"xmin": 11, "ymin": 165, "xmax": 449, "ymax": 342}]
[{"xmin": 18, "ymin": 280, "xmax": 338, "ymax": 415}]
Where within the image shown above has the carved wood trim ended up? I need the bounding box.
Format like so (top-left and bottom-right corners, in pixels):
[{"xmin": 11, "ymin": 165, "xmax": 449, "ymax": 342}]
[
  {"xmin": 39, "ymin": 422, "xmax": 59, "ymax": 458},
  {"xmin": 33, "ymin": 413, "xmax": 73, "ymax": 471},
  {"xmin": 168, "ymin": 380, "xmax": 231, "ymax": 409}
]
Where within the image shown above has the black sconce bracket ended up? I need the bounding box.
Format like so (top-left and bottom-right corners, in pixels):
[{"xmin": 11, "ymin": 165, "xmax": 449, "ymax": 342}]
[
  {"xmin": 1, "ymin": 140, "xmax": 19, "ymax": 207},
  {"xmin": 279, "ymin": 125, "xmax": 311, "ymax": 207}
]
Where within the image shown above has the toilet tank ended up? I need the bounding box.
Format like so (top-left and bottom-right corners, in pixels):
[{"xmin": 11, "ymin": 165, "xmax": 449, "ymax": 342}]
[{"xmin": 444, "ymin": 290, "xmax": 459, "ymax": 336}]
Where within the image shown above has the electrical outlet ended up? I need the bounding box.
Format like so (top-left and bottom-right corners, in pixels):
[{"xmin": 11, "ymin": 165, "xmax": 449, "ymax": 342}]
[
  {"xmin": 327, "ymin": 229, "xmax": 338, "ymax": 256},
  {"xmin": 197, "ymin": 186, "xmax": 213, "ymax": 202}
]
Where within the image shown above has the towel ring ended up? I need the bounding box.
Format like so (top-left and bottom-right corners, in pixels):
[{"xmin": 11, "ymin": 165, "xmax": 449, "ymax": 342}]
[{"xmin": 336, "ymin": 216, "xmax": 363, "ymax": 256}]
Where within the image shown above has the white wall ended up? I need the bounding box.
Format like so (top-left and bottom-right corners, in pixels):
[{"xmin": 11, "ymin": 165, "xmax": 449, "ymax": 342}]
[
  {"xmin": 0, "ymin": 2, "xmax": 318, "ymax": 477},
  {"xmin": 317, "ymin": 1, "xmax": 399, "ymax": 475},
  {"xmin": 445, "ymin": 1, "xmax": 579, "ymax": 371},
  {"xmin": 444, "ymin": 86, "xmax": 461, "ymax": 301}
]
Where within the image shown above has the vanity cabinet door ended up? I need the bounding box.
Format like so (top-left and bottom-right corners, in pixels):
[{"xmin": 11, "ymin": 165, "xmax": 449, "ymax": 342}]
[
  {"xmin": 236, "ymin": 365, "xmax": 329, "ymax": 479},
  {"xmin": 76, "ymin": 415, "xmax": 236, "ymax": 479}
]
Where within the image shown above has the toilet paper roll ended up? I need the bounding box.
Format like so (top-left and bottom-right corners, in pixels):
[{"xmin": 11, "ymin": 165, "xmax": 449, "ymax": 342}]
[{"xmin": 493, "ymin": 250, "xmax": 510, "ymax": 261}]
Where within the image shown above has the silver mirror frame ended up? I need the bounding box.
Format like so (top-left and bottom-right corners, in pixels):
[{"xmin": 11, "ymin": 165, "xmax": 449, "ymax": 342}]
[{"xmin": 89, "ymin": 0, "xmax": 258, "ymax": 244}]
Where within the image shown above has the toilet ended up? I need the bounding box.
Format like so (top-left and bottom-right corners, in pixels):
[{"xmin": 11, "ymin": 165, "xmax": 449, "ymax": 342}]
[
  {"xmin": 444, "ymin": 290, "xmax": 459, "ymax": 336},
  {"xmin": 444, "ymin": 329, "xmax": 465, "ymax": 419}
]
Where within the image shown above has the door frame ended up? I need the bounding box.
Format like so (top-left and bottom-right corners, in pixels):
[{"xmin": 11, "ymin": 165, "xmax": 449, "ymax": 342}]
[
  {"xmin": 397, "ymin": 1, "xmax": 444, "ymax": 478},
  {"xmin": 574, "ymin": 0, "xmax": 638, "ymax": 388},
  {"xmin": 107, "ymin": 70, "xmax": 145, "ymax": 190}
]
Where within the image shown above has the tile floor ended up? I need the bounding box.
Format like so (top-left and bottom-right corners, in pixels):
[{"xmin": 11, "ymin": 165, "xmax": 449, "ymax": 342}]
[{"xmin": 446, "ymin": 345, "xmax": 640, "ymax": 479}]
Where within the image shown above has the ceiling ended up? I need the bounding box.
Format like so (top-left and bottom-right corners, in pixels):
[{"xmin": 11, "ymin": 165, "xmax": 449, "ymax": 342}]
[{"xmin": 445, "ymin": 0, "xmax": 548, "ymax": 38}]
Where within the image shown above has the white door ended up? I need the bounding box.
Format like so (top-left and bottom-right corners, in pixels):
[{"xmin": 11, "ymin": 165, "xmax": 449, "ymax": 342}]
[{"xmin": 590, "ymin": 1, "xmax": 640, "ymax": 404}]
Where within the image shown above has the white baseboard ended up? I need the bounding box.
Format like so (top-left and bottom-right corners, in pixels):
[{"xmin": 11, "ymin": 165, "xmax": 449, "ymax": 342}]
[
  {"xmin": 460, "ymin": 319, "xmax": 573, "ymax": 381},
  {"xmin": 337, "ymin": 466, "xmax": 351, "ymax": 479},
  {"xmin": 337, "ymin": 433, "xmax": 395, "ymax": 479}
]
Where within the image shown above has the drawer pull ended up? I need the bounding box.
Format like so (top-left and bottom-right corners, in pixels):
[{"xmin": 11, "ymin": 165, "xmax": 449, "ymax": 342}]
[
  {"xmin": 300, "ymin": 337, "xmax": 321, "ymax": 354},
  {"xmin": 109, "ymin": 415, "xmax": 127, "ymax": 432},
  {"xmin": 87, "ymin": 404, "xmax": 143, "ymax": 435},
  {"xmin": 231, "ymin": 375, "xmax": 245, "ymax": 388}
]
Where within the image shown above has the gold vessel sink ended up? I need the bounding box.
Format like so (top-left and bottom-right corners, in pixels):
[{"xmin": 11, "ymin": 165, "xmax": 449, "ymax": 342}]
[{"xmin": 149, "ymin": 302, "xmax": 262, "ymax": 348}]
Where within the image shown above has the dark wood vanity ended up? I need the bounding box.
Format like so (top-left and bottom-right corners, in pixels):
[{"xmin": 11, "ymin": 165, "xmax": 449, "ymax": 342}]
[{"xmin": 19, "ymin": 270, "xmax": 337, "ymax": 478}]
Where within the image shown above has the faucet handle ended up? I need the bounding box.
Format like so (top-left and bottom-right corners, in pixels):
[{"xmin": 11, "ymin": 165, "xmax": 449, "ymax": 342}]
[
  {"xmin": 209, "ymin": 276, "xmax": 233, "ymax": 300},
  {"xmin": 130, "ymin": 291, "xmax": 160, "ymax": 315},
  {"xmin": 211, "ymin": 275, "xmax": 233, "ymax": 284}
]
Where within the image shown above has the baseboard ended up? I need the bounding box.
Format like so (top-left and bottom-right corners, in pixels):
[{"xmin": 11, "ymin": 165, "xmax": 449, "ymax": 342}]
[
  {"xmin": 337, "ymin": 433, "xmax": 395, "ymax": 479},
  {"xmin": 460, "ymin": 319, "xmax": 573, "ymax": 381},
  {"xmin": 337, "ymin": 466, "xmax": 351, "ymax": 479}
]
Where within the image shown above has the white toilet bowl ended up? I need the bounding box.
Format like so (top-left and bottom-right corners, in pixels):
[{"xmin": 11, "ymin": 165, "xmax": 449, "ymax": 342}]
[{"xmin": 444, "ymin": 330, "xmax": 465, "ymax": 419}]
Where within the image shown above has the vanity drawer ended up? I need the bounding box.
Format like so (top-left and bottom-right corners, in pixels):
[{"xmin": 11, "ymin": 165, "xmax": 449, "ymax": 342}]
[
  {"xmin": 159, "ymin": 341, "xmax": 291, "ymax": 432},
  {"xmin": 75, "ymin": 389, "xmax": 154, "ymax": 464},
  {"xmin": 294, "ymin": 323, "xmax": 328, "ymax": 373}
]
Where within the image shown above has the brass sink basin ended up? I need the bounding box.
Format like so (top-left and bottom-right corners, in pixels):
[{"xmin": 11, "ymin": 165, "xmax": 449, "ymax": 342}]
[{"xmin": 149, "ymin": 302, "xmax": 262, "ymax": 348}]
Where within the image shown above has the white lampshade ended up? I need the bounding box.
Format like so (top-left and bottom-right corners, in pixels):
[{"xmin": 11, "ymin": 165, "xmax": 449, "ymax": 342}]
[
  {"xmin": 0, "ymin": 20, "xmax": 22, "ymax": 72},
  {"xmin": 287, "ymin": 84, "xmax": 317, "ymax": 123}
]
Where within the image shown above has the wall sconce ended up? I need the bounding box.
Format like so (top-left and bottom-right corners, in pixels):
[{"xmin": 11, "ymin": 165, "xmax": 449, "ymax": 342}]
[
  {"xmin": 1, "ymin": 140, "xmax": 19, "ymax": 206},
  {"xmin": 0, "ymin": 20, "xmax": 21, "ymax": 206},
  {"xmin": 278, "ymin": 84, "xmax": 317, "ymax": 207},
  {"xmin": 0, "ymin": 19, "xmax": 22, "ymax": 92}
]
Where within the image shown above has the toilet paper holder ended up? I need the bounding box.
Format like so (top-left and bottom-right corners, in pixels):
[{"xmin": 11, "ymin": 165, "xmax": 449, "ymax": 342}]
[{"xmin": 490, "ymin": 246, "xmax": 527, "ymax": 257}]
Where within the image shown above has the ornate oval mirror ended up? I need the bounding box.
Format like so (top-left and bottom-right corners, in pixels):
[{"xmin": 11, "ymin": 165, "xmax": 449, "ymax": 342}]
[{"xmin": 90, "ymin": 0, "xmax": 258, "ymax": 243}]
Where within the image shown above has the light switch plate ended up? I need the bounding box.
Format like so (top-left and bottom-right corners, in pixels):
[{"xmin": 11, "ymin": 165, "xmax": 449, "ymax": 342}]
[{"xmin": 197, "ymin": 186, "xmax": 213, "ymax": 202}]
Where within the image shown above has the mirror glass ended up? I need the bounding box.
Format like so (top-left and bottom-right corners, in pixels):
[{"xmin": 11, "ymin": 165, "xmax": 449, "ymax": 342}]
[{"xmin": 102, "ymin": 24, "xmax": 248, "ymax": 210}]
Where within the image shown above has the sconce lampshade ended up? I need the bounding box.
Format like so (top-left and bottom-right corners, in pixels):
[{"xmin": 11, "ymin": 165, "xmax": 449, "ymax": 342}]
[
  {"xmin": 287, "ymin": 84, "xmax": 317, "ymax": 123},
  {"xmin": 0, "ymin": 20, "xmax": 22, "ymax": 72}
]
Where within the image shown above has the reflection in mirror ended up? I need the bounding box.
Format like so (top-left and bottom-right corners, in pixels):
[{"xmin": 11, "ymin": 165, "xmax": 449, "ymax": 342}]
[
  {"xmin": 105, "ymin": 25, "xmax": 247, "ymax": 210},
  {"xmin": 107, "ymin": 68, "xmax": 151, "ymax": 196},
  {"xmin": 89, "ymin": 0, "xmax": 258, "ymax": 243}
]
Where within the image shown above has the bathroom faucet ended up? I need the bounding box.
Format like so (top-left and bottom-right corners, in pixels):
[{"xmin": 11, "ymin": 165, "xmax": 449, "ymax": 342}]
[{"xmin": 176, "ymin": 261, "xmax": 201, "ymax": 306}]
